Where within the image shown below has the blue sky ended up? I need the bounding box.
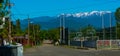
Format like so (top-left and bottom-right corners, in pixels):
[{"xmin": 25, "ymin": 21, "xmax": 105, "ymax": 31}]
[{"xmin": 11, "ymin": 0, "xmax": 120, "ymax": 19}]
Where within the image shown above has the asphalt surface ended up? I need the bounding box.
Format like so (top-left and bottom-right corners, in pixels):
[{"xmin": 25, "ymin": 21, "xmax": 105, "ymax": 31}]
[{"xmin": 24, "ymin": 44, "xmax": 120, "ymax": 56}]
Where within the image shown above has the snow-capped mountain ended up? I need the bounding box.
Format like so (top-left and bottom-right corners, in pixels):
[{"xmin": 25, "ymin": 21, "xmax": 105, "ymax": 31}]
[
  {"xmin": 20, "ymin": 11, "xmax": 116, "ymax": 30},
  {"xmin": 59, "ymin": 11, "xmax": 111, "ymax": 17}
]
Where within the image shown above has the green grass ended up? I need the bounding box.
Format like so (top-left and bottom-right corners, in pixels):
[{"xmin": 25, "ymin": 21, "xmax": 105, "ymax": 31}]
[{"xmin": 24, "ymin": 44, "xmax": 32, "ymax": 48}]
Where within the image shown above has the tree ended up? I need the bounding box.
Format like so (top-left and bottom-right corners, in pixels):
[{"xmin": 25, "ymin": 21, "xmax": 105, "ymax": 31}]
[
  {"xmin": 0, "ymin": 17, "xmax": 9, "ymax": 38},
  {"xmin": 0, "ymin": 0, "xmax": 9, "ymax": 37},
  {"xmin": 115, "ymin": 7, "xmax": 120, "ymax": 22},
  {"xmin": 39, "ymin": 28, "xmax": 60, "ymax": 43},
  {"xmin": 47, "ymin": 28, "xmax": 60, "ymax": 43},
  {"xmin": 15, "ymin": 19, "xmax": 23, "ymax": 36},
  {"xmin": 0, "ymin": 0, "xmax": 8, "ymax": 17},
  {"xmin": 25, "ymin": 23, "xmax": 41, "ymax": 45},
  {"xmin": 33, "ymin": 24, "xmax": 41, "ymax": 45},
  {"xmin": 81, "ymin": 25, "xmax": 96, "ymax": 40},
  {"xmin": 16, "ymin": 19, "xmax": 20, "ymax": 31},
  {"xmin": 115, "ymin": 7, "xmax": 120, "ymax": 39},
  {"xmin": 0, "ymin": 0, "xmax": 8, "ymax": 25}
]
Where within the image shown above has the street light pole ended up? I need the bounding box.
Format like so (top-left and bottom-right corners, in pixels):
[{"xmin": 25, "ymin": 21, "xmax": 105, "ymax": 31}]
[
  {"xmin": 28, "ymin": 15, "xmax": 30, "ymax": 45},
  {"xmin": 63, "ymin": 14, "xmax": 65, "ymax": 44},
  {"xmin": 60, "ymin": 15, "xmax": 62, "ymax": 44},
  {"xmin": 102, "ymin": 13, "xmax": 105, "ymax": 40},
  {"xmin": 109, "ymin": 13, "xmax": 112, "ymax": 40}
]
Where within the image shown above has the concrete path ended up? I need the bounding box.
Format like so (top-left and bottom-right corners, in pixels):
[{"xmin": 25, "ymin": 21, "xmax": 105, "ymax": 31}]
[{"xmin": 24, "ymin": 44, "xmax": 120, "ymax": 56}]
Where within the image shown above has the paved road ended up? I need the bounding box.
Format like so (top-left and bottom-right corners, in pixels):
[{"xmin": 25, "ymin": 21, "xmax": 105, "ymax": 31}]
[{"xmin": 24, "ymin": 44, "xmax": 120, "ymax": 56}]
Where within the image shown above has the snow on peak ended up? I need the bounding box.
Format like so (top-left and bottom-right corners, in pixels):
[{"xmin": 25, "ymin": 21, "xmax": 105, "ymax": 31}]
[
  {"xmin": 73, "ymin": 11, "xmax": 112, "ymax": 17},
  {"xmin": 58, "ymin": 11, "xmax": 112, "ymax": 17}
]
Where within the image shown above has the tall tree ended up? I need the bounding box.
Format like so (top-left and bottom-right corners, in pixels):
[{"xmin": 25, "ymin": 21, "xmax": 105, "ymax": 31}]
[
  {"xmin": 0, "ymin": 0, "xmax": 9, "ymax": 38},
  {"xmin": 115, "ymin": 7, "xmax": 120, "ymax": 22},
  {"xmin": 115, "ymin": 7, "xmax": 120, "ymax": 39},
  {"xmin": 15, "ymin": 19, "xmax": 23, "ymax": 36},
  {"xmin": 16, "ymin": 19, "xmax": 20, "ymax": 31}
]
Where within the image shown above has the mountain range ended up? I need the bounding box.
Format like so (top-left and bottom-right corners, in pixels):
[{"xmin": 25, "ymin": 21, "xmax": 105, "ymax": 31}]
[{"xmin": 18, "ymin": 11, "xmax": 116, "ymax": 30}]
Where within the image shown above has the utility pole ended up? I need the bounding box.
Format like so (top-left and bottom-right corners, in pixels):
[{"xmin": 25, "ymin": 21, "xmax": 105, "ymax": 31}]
[
  {"xmin": 33, "ymin": 24, "xmax": 35, "ymax": 45},
  {"xmin": 8, "ymin": 0, "xmax": 14, "ymax": 45},
  {"xmin": 109, "ymin": 13, "xmax": 112, "ymax": 40},
  {"xmin": 60, "ymin": 15, "xmax": 62, "ymax": 44},
  {"xmin": 102, "ymin": 13, "xmax": 105, "ymax": 40},
  {"xmin": 28, "ymin": 15, "xmax": 30, "ymax": 45},
  {"xmin": 63, "ymin": 14, "xmax": 65, "ymax": 44},
  {"xmin": 116, "ymin": 25, "xmax": 117, "ymax": 40},
  {"xmin": 116, "ymin": 17, "xmax": 117, "ymax": 40}
]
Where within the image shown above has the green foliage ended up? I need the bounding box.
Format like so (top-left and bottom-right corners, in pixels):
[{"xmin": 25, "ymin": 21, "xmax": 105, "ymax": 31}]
[
  {"xmin": 0, "ymin": 28, "xmax": 8, "ymax": 38},
  {"xmin": 0, "ymin": 0, "xmax": 9, "ymax": 38},
  {"xmin": 115, "ymin": 7, "xmax": 120, "ymax": 39},
  {"xmin": 81, "ymin": 25, "xmax": 96, "ymax": 36},
  {"xmin": 0, "ymin": 19, "xmax": 3, "ymax": 25},
  {"xmin": 14, "ymin": 19, "xmax": 23, "ymax": 36},
  {"xmin": 48, "ymin": 28, "xmax": 60, "ymax": 41},
  {"xmin": 0, "ymin": 0, "xmax": 8, "ymax": 17},
  {"xmin": 0, "ymin": 18, "xmax": 9, "ymax": 38},
  {"xmin": 24, "ymin": 44, "xmax": 32, "ymax": 48},
  {"xmin": 39, "ymin": 28, "xmax": 60, "ymax": 42},
  {"xmin": 25, "ymin": 23, "xmax": 41, "ymax": 45},
  {"xmin": 12, "ymin": 41, "xmax": 17, "ymax": 45},
  {"xmin": 80, "ymin": 25, "xmax": 96, "ymax": 40},
  {"xmin": 115, "ymin": 7, "xmax": 120, "ymax": 22}
]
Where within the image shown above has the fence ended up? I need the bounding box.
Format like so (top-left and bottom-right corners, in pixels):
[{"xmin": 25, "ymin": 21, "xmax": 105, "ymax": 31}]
[
  {"xmin": 97, "ymin": 40, "xmax": 120, "ymax": 49},
  {"xmin": 70, "ymin": 41, "xmax": 96, "ymax": 48},
  {"xmin": 70, "ymin": 40, "xmax": 120, "ymax": 49},
  {"xmin": 83, "ymin": 41, "xmax": 96, "ymax": 48},
  {"xmin": 70, "ymin": 41, "xmax": 81, "ymax": 46}
]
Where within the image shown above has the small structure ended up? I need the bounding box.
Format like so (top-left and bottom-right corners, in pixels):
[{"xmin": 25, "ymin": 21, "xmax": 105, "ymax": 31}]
[
  {"xmin": 12, "ymin": 35, "xmax": 35, "ymax": 46},
  {"xmin": 13, "ymin": 35, "xmax": 28, "ymax": 45}
]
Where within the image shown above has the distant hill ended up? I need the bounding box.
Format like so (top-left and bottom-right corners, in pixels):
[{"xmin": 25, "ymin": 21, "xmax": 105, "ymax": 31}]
[{"xmin": 19, "ymin": 11, "xmax": 116, "ymax": 30}]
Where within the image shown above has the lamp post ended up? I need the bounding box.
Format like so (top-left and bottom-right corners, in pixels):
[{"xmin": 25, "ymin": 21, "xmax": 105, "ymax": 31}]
[
  {"xmin": 59, "ymin": 14, "xmax": 65, "ymax": 44},
  {"xmin": 109, "ymin": 12, "xmax": 112, "ymax": 40},
  {"xmin": 101, "ymin": 13, "xmax": 105, "ymax": 40}
]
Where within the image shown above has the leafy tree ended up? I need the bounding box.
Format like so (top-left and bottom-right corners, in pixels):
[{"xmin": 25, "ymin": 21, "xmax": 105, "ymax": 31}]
[
  {"xmin": 0, "ymin": 17, "xmax": 9, "ymax": 38},
  {"xmin": 115, "ymin": 7, "xmax": 120, "ymax": 39},
  {"xmin": 33, "ymin": 24, "xmax": 41, "ymax": 45},
  {"xmin": 16, "ymin": 19, "xmax": 21, "ymax": 31},
  {"xmin": 39, "ymin": 28, "xmax": 60, "ymax": 43},
  {"xmin": 15, "ymin": 19, "xmax": 23, "ymax": 36},
  {"xmin": 81, "ymin": 25, "xmax": 96, "ymax": 40},
  {"xmin": 11, "ymin": 21, "xmax": 16, "ymax": 37},
  {"xmin": 0, "ymin": 0, "xmax": 9, "ymax": 38},
  {"xmin": 0, "ymin": 0, "xmax": 8, "ymax": 17},
  {"xmin": 115, "ymin": 7, "xmax": 120, "ymax": 22},
  {"xmin": 25, "ymin": 23, "xmax": 41, "ymax": 45},
  {"xmin": 39, "ymin": 30, "xmax": 48, "ymax": 40},
  {"xmin": 0, "ymin": 0, "xmax": 8, "ymax": 25},
  {"xmin": 47, "ymin": 28, "xmax": 60, "ymax": 43}
]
